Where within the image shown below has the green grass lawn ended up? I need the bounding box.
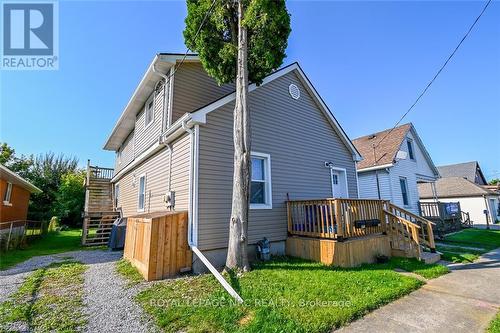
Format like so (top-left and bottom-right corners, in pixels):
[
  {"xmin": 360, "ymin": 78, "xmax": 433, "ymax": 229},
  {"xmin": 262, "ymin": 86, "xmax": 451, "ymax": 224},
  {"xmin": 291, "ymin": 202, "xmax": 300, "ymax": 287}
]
[
  {"xmin": 136, "ymin": 256, "xmax": 446, "ymax": 333},
  {"xmin": 437, "ymin": 229, "xmax": 500, "ymax": 263},
  {"xmin": 0, "ymin": 229, "xmax": 99, "ymax": 270},
  {"xmin": 0, "ymin": 261, "xmax": 87, "ymax": 332},
  {"xmin": 116, "ymin": 259, "xmax": 144, "ymax": 286},
  {"xmin": 488, "ymin": 311, "xmax": 500, "ymax": 333}
]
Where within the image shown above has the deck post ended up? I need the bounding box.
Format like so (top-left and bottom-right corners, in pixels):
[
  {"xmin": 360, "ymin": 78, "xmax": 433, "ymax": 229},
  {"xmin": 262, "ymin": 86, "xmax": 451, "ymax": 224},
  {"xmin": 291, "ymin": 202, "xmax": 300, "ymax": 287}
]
[
  {"xmin": 426, "ymin": 222, "xmax": 436, "ymax": 252},
  {"xmin": 334, "ymin": 199, "xmax": 344, "ymax": 241},
  {"xmin": 287, "ymin": 201, "xmax": 292, "ymax": 235}
]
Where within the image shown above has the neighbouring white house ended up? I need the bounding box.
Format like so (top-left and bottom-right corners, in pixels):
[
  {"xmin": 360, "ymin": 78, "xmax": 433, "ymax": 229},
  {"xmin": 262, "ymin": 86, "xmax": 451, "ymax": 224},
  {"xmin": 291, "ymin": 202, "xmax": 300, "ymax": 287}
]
[
  {"xmin": 419, "ymin": 177, "xmax": 500, "ymax": 225},
  {"xmin": 352, "ymin": 123, "xmax": 440, "ymax": 215},
  {"xmin": 419, "ymin": 161, "xmax": 500, "ymax": 225}
]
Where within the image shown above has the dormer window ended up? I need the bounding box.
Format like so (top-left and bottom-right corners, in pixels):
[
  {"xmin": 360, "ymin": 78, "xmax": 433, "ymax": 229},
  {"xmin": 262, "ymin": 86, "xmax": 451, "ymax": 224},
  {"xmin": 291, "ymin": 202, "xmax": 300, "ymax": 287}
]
[
  {"xmin": 406, "ymin": 139, "xmax": 415, "ymax": 160},
  {"xmin": 145, "ymin": 95, "xmax": 154, "ymax": 128}
]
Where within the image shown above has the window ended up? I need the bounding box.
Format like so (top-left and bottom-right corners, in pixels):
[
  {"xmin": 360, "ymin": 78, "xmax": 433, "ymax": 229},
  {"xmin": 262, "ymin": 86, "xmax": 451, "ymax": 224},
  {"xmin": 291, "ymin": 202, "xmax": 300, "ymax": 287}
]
[
  {"xmin": 114, "ymin": 183, "xmax": 120, "ymax": 208},
  {"xmin": 144, "ymin": 95, "xmax": 154, "ymax": 128},
  {"xmin": 332, "ymin": 174, "xmax": 339, "ymax": 185},
  {"xmin": 138, "ymin": 174, "xmax": 146, "ymax": 211},
  {"xmin": 250, "ymin": 152, "xmax": 272, "ymax": 209},
  {"xmin": 3, "ymin": 182, "xmax": 13, "ymax": 204},
  {"xmin": 406, "ymin": 139, "xmax": 415, "ymax": 160},
  {"xmin": 399, "ymin": 177, "xmax": 409, "ymax": 206}
]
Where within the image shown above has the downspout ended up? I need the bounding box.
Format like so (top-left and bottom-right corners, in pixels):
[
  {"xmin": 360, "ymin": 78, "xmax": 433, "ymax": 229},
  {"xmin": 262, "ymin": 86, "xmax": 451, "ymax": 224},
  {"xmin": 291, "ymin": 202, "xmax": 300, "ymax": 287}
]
[
  {"xmin": 180, "ymin": 121, "xmax": 243, "ymax": 304},
  {"xmin": 375, "ymin": 170, "xmax": 382, "ymax": 200}
]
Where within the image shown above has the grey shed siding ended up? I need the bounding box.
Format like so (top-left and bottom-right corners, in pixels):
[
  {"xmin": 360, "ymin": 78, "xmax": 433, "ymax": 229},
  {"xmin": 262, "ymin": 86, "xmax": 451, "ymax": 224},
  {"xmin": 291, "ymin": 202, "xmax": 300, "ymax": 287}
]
[
  {"xmin": 172, "ymin": 62, "xmax": 234, "ymax": 124},
  {"xmin": 197, "ymin": 70, "xmax": 358, "ymax": 250},
  {"xmin": 114, "ymin": 134, "xmax": 190, "ymax": 217}
]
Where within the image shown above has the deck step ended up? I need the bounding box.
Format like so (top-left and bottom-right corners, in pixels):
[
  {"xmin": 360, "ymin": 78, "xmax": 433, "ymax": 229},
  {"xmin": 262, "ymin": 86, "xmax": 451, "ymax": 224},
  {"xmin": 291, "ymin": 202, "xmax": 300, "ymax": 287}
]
[{"xmin": 419, "ymin": 251, "xmax": 441, "ymax": 264}]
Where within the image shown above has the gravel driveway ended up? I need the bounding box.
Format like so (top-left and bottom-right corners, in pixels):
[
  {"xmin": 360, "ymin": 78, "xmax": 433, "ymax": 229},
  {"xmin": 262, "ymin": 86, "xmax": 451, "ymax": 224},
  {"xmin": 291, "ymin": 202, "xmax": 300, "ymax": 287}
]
[{"xmin": 0, "ymin": 250, "xmax": 161, "ymax": 332}]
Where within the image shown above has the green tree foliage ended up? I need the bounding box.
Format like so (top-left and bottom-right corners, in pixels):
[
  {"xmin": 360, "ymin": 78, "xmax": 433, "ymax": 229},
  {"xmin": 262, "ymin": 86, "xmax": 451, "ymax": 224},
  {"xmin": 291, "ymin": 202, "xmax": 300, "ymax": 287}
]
[
  {"xmin": 0, "ymin": 142, "xmax": 33, "ymax": 178},
  {"xmin": 53, "ymin": 171, "xmax": 85, "ymax": 226},
  {"xmin": 27, "ymin": 153, "xmax": 80, "ymax": 224},
  {"xmin": 489, "ymin": 178, "xmax": 499, "ymax": 185},
  {"xmin": 183, "ymin": 0, "xmax": 291, "ymax": 85},
  {"xmin": 1, "ymin": 143, "xmax": 84, "ymax": 226},
  {"xmin": 0, "ymin": 142, "xmax": 15, "ymax": 164}
]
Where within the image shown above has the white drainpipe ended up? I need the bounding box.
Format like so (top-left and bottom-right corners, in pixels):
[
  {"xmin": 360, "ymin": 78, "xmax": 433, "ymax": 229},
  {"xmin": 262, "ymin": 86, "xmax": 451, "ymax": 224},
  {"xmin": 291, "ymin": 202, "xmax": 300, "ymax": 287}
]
[{"xmin": 181, "ymin": 120, "xmax": 243, "ymax": 304}]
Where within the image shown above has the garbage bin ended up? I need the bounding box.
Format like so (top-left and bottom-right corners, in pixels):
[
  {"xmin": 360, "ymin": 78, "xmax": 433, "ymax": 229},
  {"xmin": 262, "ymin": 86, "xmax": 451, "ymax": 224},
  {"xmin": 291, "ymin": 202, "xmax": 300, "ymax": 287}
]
[
  {"xmin": 256, "ymin": 238, "xmax": 271, "ymax": 261},
  {"xmin": 108, "ymin": 217, "xmax": 127, "ymax": 250}
]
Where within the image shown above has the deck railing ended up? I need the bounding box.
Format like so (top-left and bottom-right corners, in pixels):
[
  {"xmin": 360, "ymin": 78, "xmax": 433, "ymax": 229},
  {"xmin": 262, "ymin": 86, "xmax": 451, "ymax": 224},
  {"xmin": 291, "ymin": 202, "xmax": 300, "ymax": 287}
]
[
  {"xmin": 287, "ymin": 198, "xmax": 386, "ymax": 240},
  {"xmin": 418, "ymin": 201, "xmax": 461, "ymax": 220},
  {"xmin": 287, "ymin": 198, "xmax": 436, "ymax": 253}
]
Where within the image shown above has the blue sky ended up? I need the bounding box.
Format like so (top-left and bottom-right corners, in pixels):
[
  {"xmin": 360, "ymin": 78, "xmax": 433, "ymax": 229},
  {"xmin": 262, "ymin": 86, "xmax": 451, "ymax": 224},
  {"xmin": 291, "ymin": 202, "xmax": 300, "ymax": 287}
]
[{"xmin": 1, "ymin": 0, "xmax": 499, "ymax": 180}]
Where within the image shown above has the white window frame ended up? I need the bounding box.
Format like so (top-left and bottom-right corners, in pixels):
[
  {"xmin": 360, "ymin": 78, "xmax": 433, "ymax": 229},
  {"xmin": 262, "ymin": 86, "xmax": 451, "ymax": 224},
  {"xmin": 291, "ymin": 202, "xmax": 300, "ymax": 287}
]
[
  {"xmin": 250, "ymin": 152, "xmax": 272, "ymax": 210},
  {"xmin": 399, "ymin": 177, "xmax": 410, "ymax": 207},
  {"xmin": 114, "ymin": 183, "xmax": 120, "ymax": 208},
  {"xmin": 137, "ymin": 173, "xmax": 146, "ymax": 212},
  {"xmin": 144, "ymin": 94, "xmax": 155, "ymax": 129},
  {"xmin": 406, "ymin": 138, "xmax": 415, "ymax": 161},
  {"xmin": 3, "ymin": 182, "xmax": 13, "ymax": 205}
]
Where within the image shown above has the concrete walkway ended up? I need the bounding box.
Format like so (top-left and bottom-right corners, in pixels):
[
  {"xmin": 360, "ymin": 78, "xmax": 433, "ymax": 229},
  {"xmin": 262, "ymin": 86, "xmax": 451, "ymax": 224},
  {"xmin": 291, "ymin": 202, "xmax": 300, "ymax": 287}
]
[{"xmin": 337, "ymin": 248, "xmax": 500, "ymax": 333}]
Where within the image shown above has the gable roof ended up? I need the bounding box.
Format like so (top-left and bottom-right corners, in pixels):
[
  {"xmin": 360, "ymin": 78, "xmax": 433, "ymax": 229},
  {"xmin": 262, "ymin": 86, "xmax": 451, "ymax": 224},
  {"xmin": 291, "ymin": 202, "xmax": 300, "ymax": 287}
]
[
  {"xmin": 352, "ymin": 123, "xmax": 412, "ymax": 170},
  {"xmin": 437, "ymin": 161, "xmax": 487, "ymax": 185},
  {"xmin": 187, "ymin": 62, "xmax": 362, "ymax": 161},
  {"xmin": 104, "ymin": 53, "xmax": 198, "ymax": 151},
  {"xmin": 105, "ymin": 53, "xmax": 362, "ymax": 161},
  {"xmin": 418, "ymin": 176, "xmax": 496, "ymax": 199},
  {"xmin": 0, "ymin": 164, "xmax": 42, "ymax": 193}
]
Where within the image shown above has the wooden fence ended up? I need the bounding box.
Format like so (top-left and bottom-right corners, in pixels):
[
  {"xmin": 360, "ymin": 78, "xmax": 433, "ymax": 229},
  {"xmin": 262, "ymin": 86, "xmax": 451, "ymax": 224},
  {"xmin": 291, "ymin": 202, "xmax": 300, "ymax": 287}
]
[
  {"xmin": 124, "ymin": 211, "xmax": 192, "ymax": 281},
  {"xmin": 0, "ymin": 220, "xmax": 46, "ymax": 251}
]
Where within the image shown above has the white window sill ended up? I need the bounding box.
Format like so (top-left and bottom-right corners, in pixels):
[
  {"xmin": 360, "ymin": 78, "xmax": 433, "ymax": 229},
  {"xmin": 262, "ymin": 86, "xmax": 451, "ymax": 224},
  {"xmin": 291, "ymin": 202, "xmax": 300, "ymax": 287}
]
[
  {"xmin": 3, "ymin": 201, "xmax": 12, "ymax": 206},
  {"xmin": 250, "ymin": 203, "xmax": 272, "ymax": 210}
]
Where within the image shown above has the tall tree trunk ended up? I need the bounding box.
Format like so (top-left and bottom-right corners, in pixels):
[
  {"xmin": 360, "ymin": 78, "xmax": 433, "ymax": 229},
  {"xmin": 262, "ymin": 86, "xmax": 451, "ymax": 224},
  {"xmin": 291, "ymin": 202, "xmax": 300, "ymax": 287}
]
[{"xmin": 226, "ymin": 0, "xmax": 250, "ymax": 272}]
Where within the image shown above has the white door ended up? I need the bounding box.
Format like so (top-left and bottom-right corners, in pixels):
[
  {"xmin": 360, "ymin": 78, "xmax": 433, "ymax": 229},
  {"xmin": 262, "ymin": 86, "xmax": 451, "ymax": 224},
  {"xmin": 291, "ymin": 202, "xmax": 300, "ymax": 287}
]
[{"xmin": 330, "ymin": 169, "xmax": 348, "ymax": 198}]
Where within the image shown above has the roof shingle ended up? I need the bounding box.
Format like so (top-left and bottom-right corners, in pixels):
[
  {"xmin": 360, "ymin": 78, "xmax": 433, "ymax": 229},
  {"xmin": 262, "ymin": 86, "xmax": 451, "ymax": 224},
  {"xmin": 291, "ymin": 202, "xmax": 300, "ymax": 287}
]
[
  {"xmin": 353, "ymin": 123, "xmax": 412, "ymax": 170},
  {"xmin": 418, "ymin": 177, "xmax": 495, "ymax": 199}
]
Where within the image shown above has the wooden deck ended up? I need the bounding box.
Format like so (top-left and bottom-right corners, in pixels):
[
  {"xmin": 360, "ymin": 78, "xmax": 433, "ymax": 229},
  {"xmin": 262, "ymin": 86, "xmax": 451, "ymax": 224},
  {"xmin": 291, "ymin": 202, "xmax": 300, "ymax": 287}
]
[
  {"xmin": 286, "ymin": 198, "xmax": 436, "ymax": 266},
  {"xmin": 418, "ymin": 201, "xmax": 472, "ymax": 234}
]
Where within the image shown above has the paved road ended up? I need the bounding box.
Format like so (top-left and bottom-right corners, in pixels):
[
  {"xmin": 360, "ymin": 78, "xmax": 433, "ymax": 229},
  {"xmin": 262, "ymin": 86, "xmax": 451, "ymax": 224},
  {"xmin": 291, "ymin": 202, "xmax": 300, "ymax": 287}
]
[{"xmin": 337, "ymin": 248, "xmax": 500, "ymax": 333}]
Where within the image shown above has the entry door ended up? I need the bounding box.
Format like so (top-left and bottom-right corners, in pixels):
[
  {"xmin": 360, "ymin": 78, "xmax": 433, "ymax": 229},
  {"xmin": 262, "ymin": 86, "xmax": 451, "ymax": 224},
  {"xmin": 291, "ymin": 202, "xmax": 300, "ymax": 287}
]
[{"xmin": 330, "ymin": 169, "xmax": 348, "ymax": 198}]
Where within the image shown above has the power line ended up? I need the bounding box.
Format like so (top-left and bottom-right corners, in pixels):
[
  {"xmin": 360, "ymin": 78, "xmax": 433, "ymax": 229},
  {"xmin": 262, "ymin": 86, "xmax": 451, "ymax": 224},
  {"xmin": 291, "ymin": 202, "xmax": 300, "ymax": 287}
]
[
  {"xmin": 165, "ymin": 0, "xmax": 218, "ymax": 80},
  {"xmin": 374, "ymin": 0, "xmax": 492, "ymax": 149}
]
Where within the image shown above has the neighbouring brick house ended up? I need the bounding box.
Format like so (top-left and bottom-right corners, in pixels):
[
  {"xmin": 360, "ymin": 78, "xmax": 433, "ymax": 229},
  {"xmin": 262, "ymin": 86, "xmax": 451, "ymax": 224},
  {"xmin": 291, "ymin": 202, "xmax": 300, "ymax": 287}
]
[{"xmin": 0, "ymin": 163, "xmax": 41, "ymax": 222}]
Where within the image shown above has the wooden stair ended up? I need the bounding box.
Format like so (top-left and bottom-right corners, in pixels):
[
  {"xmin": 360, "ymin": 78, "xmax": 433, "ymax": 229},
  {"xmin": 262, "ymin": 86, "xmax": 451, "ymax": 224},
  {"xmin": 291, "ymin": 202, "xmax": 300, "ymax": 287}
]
[
  {"xmin": 82, "ymin": 161, "xmax": 118, "ymax": 246},
  {"xmin": 385, "ymin": 203, "xmax": 440, "ymax": 263}
]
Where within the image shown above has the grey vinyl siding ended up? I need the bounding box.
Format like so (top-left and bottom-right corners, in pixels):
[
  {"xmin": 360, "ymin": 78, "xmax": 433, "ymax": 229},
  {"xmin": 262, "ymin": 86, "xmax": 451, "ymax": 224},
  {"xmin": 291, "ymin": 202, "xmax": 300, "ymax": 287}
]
[
  {"xmin": 171, "ymin": 62, "xmax": 234, "ymax": 124},
  {"xmin": 134, "ymin": 84, "xmax": 166, "ymax": 157},
  {"xmin": 357, "ymin": 170, "xmax": 392, "ymax": 200},
  {"xmin": 114, "ymin": 130, "xmax": 135, "ymax": 173},
  {"xmin": 114, "ymin": 134, "xmax": 190, "ymax": 217},
  {"xmin": 197, "ymin": 70, "xmax": 358, "ymax": 250}
]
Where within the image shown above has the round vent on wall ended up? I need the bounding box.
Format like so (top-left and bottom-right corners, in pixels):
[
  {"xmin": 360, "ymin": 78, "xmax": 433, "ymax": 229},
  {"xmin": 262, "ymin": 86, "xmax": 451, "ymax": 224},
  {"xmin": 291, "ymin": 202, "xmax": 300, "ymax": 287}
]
[{"xmin": 288, "ymin": 84, "xmax": 300, "ymax": 100}]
